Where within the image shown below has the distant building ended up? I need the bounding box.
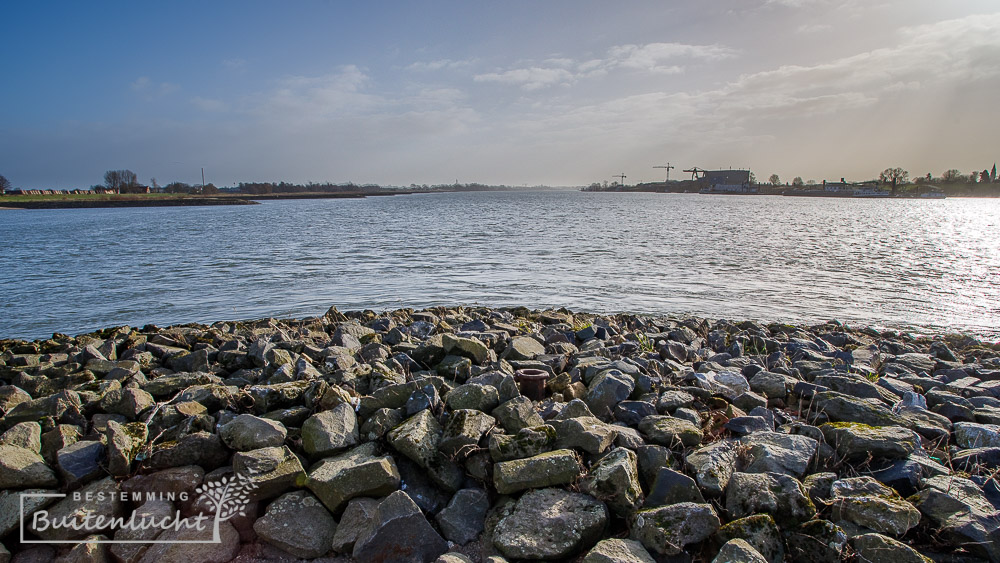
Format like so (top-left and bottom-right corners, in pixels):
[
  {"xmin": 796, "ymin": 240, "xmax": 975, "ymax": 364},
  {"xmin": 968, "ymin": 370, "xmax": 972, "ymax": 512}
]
[
  {"xmin": 120, "ymin": 184, "xmax": 151, "ymax": 194},
  {"xmin": 700, "ymin": 169, "xmax": 754, "ymax": 193}
]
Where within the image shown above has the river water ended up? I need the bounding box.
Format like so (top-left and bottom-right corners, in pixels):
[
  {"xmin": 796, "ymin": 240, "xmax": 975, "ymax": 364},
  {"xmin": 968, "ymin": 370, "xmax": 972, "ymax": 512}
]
[{"xmin": 1, "ymin": 191, "xmax": 998, "ymax": 340}]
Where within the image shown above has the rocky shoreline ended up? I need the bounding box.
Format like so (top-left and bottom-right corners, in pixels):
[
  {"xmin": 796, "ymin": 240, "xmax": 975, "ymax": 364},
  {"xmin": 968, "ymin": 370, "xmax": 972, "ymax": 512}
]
[{"xmin": 1, "ymin": 307, "xmax": 999, "ymax": 562}]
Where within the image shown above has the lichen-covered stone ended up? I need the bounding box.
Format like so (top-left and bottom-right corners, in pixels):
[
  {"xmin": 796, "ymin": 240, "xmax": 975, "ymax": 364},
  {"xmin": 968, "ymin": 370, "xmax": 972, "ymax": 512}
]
[
  {"xmin": 0, "ymin": 444, "xmax": 58, "ymax": 488},
  {"xmin": 388, "ymin": 409, "xmax": 442, "ymax": 468},
  {"xmin": 492, "ymin": 396, "xmax": 545, "ymax": 433},
  {"xmin": 493, "ymin": 448, "xmax": 581, "ymax": 494},
  {"xmin": 712, "ymin": 539, "xmax": 768, "ymax": 563},
  {"xmin": 725, "ymin": 472, "xmax": 816, "ymax": 527},
  {"xmin": 820, "ymin": 423, "xmax": 919, "ymax": 461},
  {"xmin": 638, "ymin": 416, "xmax": 703, "ymax": 448},
  {"xmin": 231, "ymin": 445, "xmax": 305, "ymax": 501},
  {"xmin": 551, "ymin": 416, "xmax": 618, "ymax": 454},
  {"xmin": 740, "ymin": 432, "xmax": 817, "ymax": 478},
  {"xmin": 631, "ymin": 502, "xmax": 720, "ymax": 556},
  {"xmin": 306, "ymin": 443, "xmax": 401, "ymax": 512},
  {"xmin": 784, "ymin": 520, "xmax": 847, "ymax": 563},
  {"xmin": 582, "ymin": 538, "xmax": 656, "ymax": 563},
  {"xmin": 685, "ymin": 439, "xmax": 738, "ymax": 496},
  {"xmin": 849, "ymin": 533, "xmax": 932, "ymax": 563},
  {"xmin": 445, "ymin": 382, "xmax": 500, "ymax": 412},
  {"xmin": 301, "ymin": 403, "xmax": 359, "ymax": 457},
  {"xmin": 489, "ymin": 424, "xmax": 556, "ymax": 462},
  {"xmin": 716, "ymin": 514, "xmax": 785, "ymax": 563},
  {"xmin": 439, "ymin": 409, "xmax": 495, "ymax": 456},
  {"xmin": 581, "ymin": 448, "xmax": 643, "ymax": 516},
  {"xmin": 494, "ymin": 488, "xmax": 608, "ymax": 560}
]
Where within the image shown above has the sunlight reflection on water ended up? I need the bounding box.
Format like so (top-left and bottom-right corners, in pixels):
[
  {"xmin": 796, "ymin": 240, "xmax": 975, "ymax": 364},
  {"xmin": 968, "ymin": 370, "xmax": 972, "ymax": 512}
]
[{"xmin": 1, "ymin": 191, "xmax": 998, "ymax": 340}]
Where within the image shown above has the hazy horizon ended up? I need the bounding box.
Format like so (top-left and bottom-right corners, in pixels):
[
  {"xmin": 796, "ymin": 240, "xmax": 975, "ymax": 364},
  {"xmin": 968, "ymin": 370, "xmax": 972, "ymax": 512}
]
[{"xmin": 2, "ymin": 1, "xmax": 999, "ymax": 190}]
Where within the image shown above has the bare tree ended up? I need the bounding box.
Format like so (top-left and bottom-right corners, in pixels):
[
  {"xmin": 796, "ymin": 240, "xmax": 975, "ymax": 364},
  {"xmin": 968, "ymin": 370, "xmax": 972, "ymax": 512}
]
[
  {"xmin": 792, "ymin": 176, "xmax": 804, "ymax": 186},
  {"xmin": 768, "ymin": 173, "xmax": 780, "ymax": 186},
  {"xmin": 879, "ymin": 167, "xmax": 908, "ymax": 185},
  {"xmin": 0, "ymin": 174, "xmax": 11, "ymax": 193},
  {"xmin": 104, "ymin": 169, "xmax": 138, "ymax": 193},
  {"xmin": 941, "ymin": 169, "xmax": 962, "ymax": 183}
]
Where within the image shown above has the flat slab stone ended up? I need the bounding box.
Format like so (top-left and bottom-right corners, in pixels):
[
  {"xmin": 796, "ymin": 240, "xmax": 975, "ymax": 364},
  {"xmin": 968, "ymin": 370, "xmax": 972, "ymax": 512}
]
[{"xmin": 494, "ymin": 448, "xmax": 581, "ymax": 495}]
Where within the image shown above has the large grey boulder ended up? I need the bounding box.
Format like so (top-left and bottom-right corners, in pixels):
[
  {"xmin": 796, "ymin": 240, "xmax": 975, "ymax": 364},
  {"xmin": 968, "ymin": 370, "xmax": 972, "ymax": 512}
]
[
  {"xmin": 716, "ymin": 514, "xmax": 785, "ymax": 563},
  {"xmin": 253, "ymin": 490, "xmax": 337, "ymax": 559},
  {"xmin": 219, "ymin": 414, "xmax": 287, "ymax": 451},
  {"xmin": 503, "ymin": 336, "xmax": 545, "ymax": 361},
  {"xmin": 439, "ymin": 409, "xmax": 495, "ymax": 457},
  {"xmin": 443, "ymin": 334, "xmax": 490, "ymax": 365},
  {"xmin": 631, "ymin": 502, "xmax": 720, "ymax": 556},
  {"xmin": 0, "ymin": 444, "xmax": 58, "ymax": 488},
  {"xmin": 693, "ymin": 371, "xmax": 750, "ymax": 400},
  {"xmin": 105, "ymin": 420, "xmax": 147, "ymax": 477},
  {"xmin": 492, "ymin": 396, "xmax": 545, "ymax": 433},
  {"xmin": 435, "ymin": 488, "xmax": 490, "ymax": 545},
  {"xmin": 638, "ymin": 416, "xmax": 703, "ymax": 448},
  {"xmin": 809, "ymin": 391, "xmax": 905, "ymax": 427},
  {"xmin": 740, "ymin": 432, "xmax": 817, "ymax": 478},
  {"xmin": 489, "ymin": 424, "xmax": 556, "ymax": 462},
  {"xmin": 56, "ymin": 440, "xmax": 105, "ymax": 486},
  {"xmin": 147, "ymin": 431, "xmax": 229, "ymax": 471},
  {"xmin": 712, "ymin": 539, "xmax": 768, "ymax": 563},
  {"xmin": 493, "ymin": 488, "xmax": 608, "ymax": 560},
  {"xmin": 850, "ymin": 533, "xmax": 932, "ymax": 563},
  {"xmin": 585, "ymin": 369, "xmax": 636, "ymax": 417},
  {"xmin": 830, "ymin": 477, "xmax": 920, "ymax": 537},
  {"xmin": 582, "ymin": 538, "xmax": 656, "ymax": 563},
  {"xmin": 820, "ymin": 423, "xmax": 919, "ymax": 461},
  {"xmin": 388, "ymin": 409, "xmax": 442, "ymax": 468},
  {"xmin": 0, "ymin": 422, "xmax": 42, "ymax": 452},
  {"xmin": 231, "ymin": 445, "xmax": 305, "ymax": 501},
  {"xmin": 445, "ymin": 382, "xmax": 500, "ymax": 412},
  {"xmin": 352, "ymin": 490, "xmax": 448, "ymax": 563},
  {"xmin": 725, "ymin": 472, "xmax": 816, "ymax": 527},
  {"xmin": 331, "ymin": 497, "xmax": 379, "ymax": 553},
  {"xmin": 301, "ymin": 403, "xmax": 359, "ymax": 457},
  {"xmin": 581, "ymin": 448, "xmax": 644, "ymax": 516},
  {"xmin": 494, "ymin": 448, "xmax": 582, "ymax": 494},
  {"xmin": 307, "ymin": 443, "xmax": 401, "ymax": 513},
  {"xmin": 551, "ymin": 416, "xmax": 618, "ymax": 454},
  {"xmin": 685, "ymin": 439, "xmax": 739, "ymax": 496},
  {"xmin": 953, "ymin": 421, "xmax": 1000, "ymax": 448}
]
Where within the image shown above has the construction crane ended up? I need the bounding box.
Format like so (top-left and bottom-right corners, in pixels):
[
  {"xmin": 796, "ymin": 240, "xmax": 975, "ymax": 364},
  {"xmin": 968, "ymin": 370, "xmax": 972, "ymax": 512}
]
[
  {"xmin": 653, "ymin": 163, "xmax": 675, "ymax": 182},
  {"xmin": 613, "ymin": 173, "xmax": 627, "ymax": 186},
  {"xmin": 683, "ymin": 167, "xmax": 707, "ymax": 180}
]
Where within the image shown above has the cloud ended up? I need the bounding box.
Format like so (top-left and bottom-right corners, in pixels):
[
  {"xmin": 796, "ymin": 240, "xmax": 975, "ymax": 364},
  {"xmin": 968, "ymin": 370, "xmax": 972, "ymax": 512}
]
[
  {"xmin": 474, "ymin": 67, "xmax": 574, "ymax": 90},
  {"xmin": 406, "ymin": 58, "xmax": 474, "ymax": 72},
  {"xmin": 473, "ymin": 41, "xmax": 736, "ymax": 90},
  {"xmin": 191, "ymin": 97, "xmax": 228, "ymax": 112},
  {"xmin": 222, "ymin": 58, "xmax": 247, "ymax": 70},
  {"xmin": 796, "ymin": 23, "xmax": 832, "ymax": 34},
  {"xmin": 609, "ymin": 43, "xmax": 736, "ymax": 71},
  {"xmin": 130, "ymin": 76, "xmax": 179, "ymax": 99}
]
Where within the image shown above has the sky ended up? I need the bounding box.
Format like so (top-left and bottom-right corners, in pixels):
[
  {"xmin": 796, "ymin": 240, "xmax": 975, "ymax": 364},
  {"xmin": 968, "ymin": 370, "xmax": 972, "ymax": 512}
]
[{"xmin": 1, "ymin": 1, "xmax": 999, "ymax": 190}]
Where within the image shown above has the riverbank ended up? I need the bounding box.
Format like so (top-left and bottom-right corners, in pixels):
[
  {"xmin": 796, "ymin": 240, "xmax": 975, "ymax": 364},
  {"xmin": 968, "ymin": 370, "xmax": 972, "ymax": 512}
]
[
  {"xmin": 0, "ymin": 196, "xmax": 259, "ymax": 209},
  {"xmin": 2, "ymin": 306, "xmax": 999, "ymax": 561}
]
